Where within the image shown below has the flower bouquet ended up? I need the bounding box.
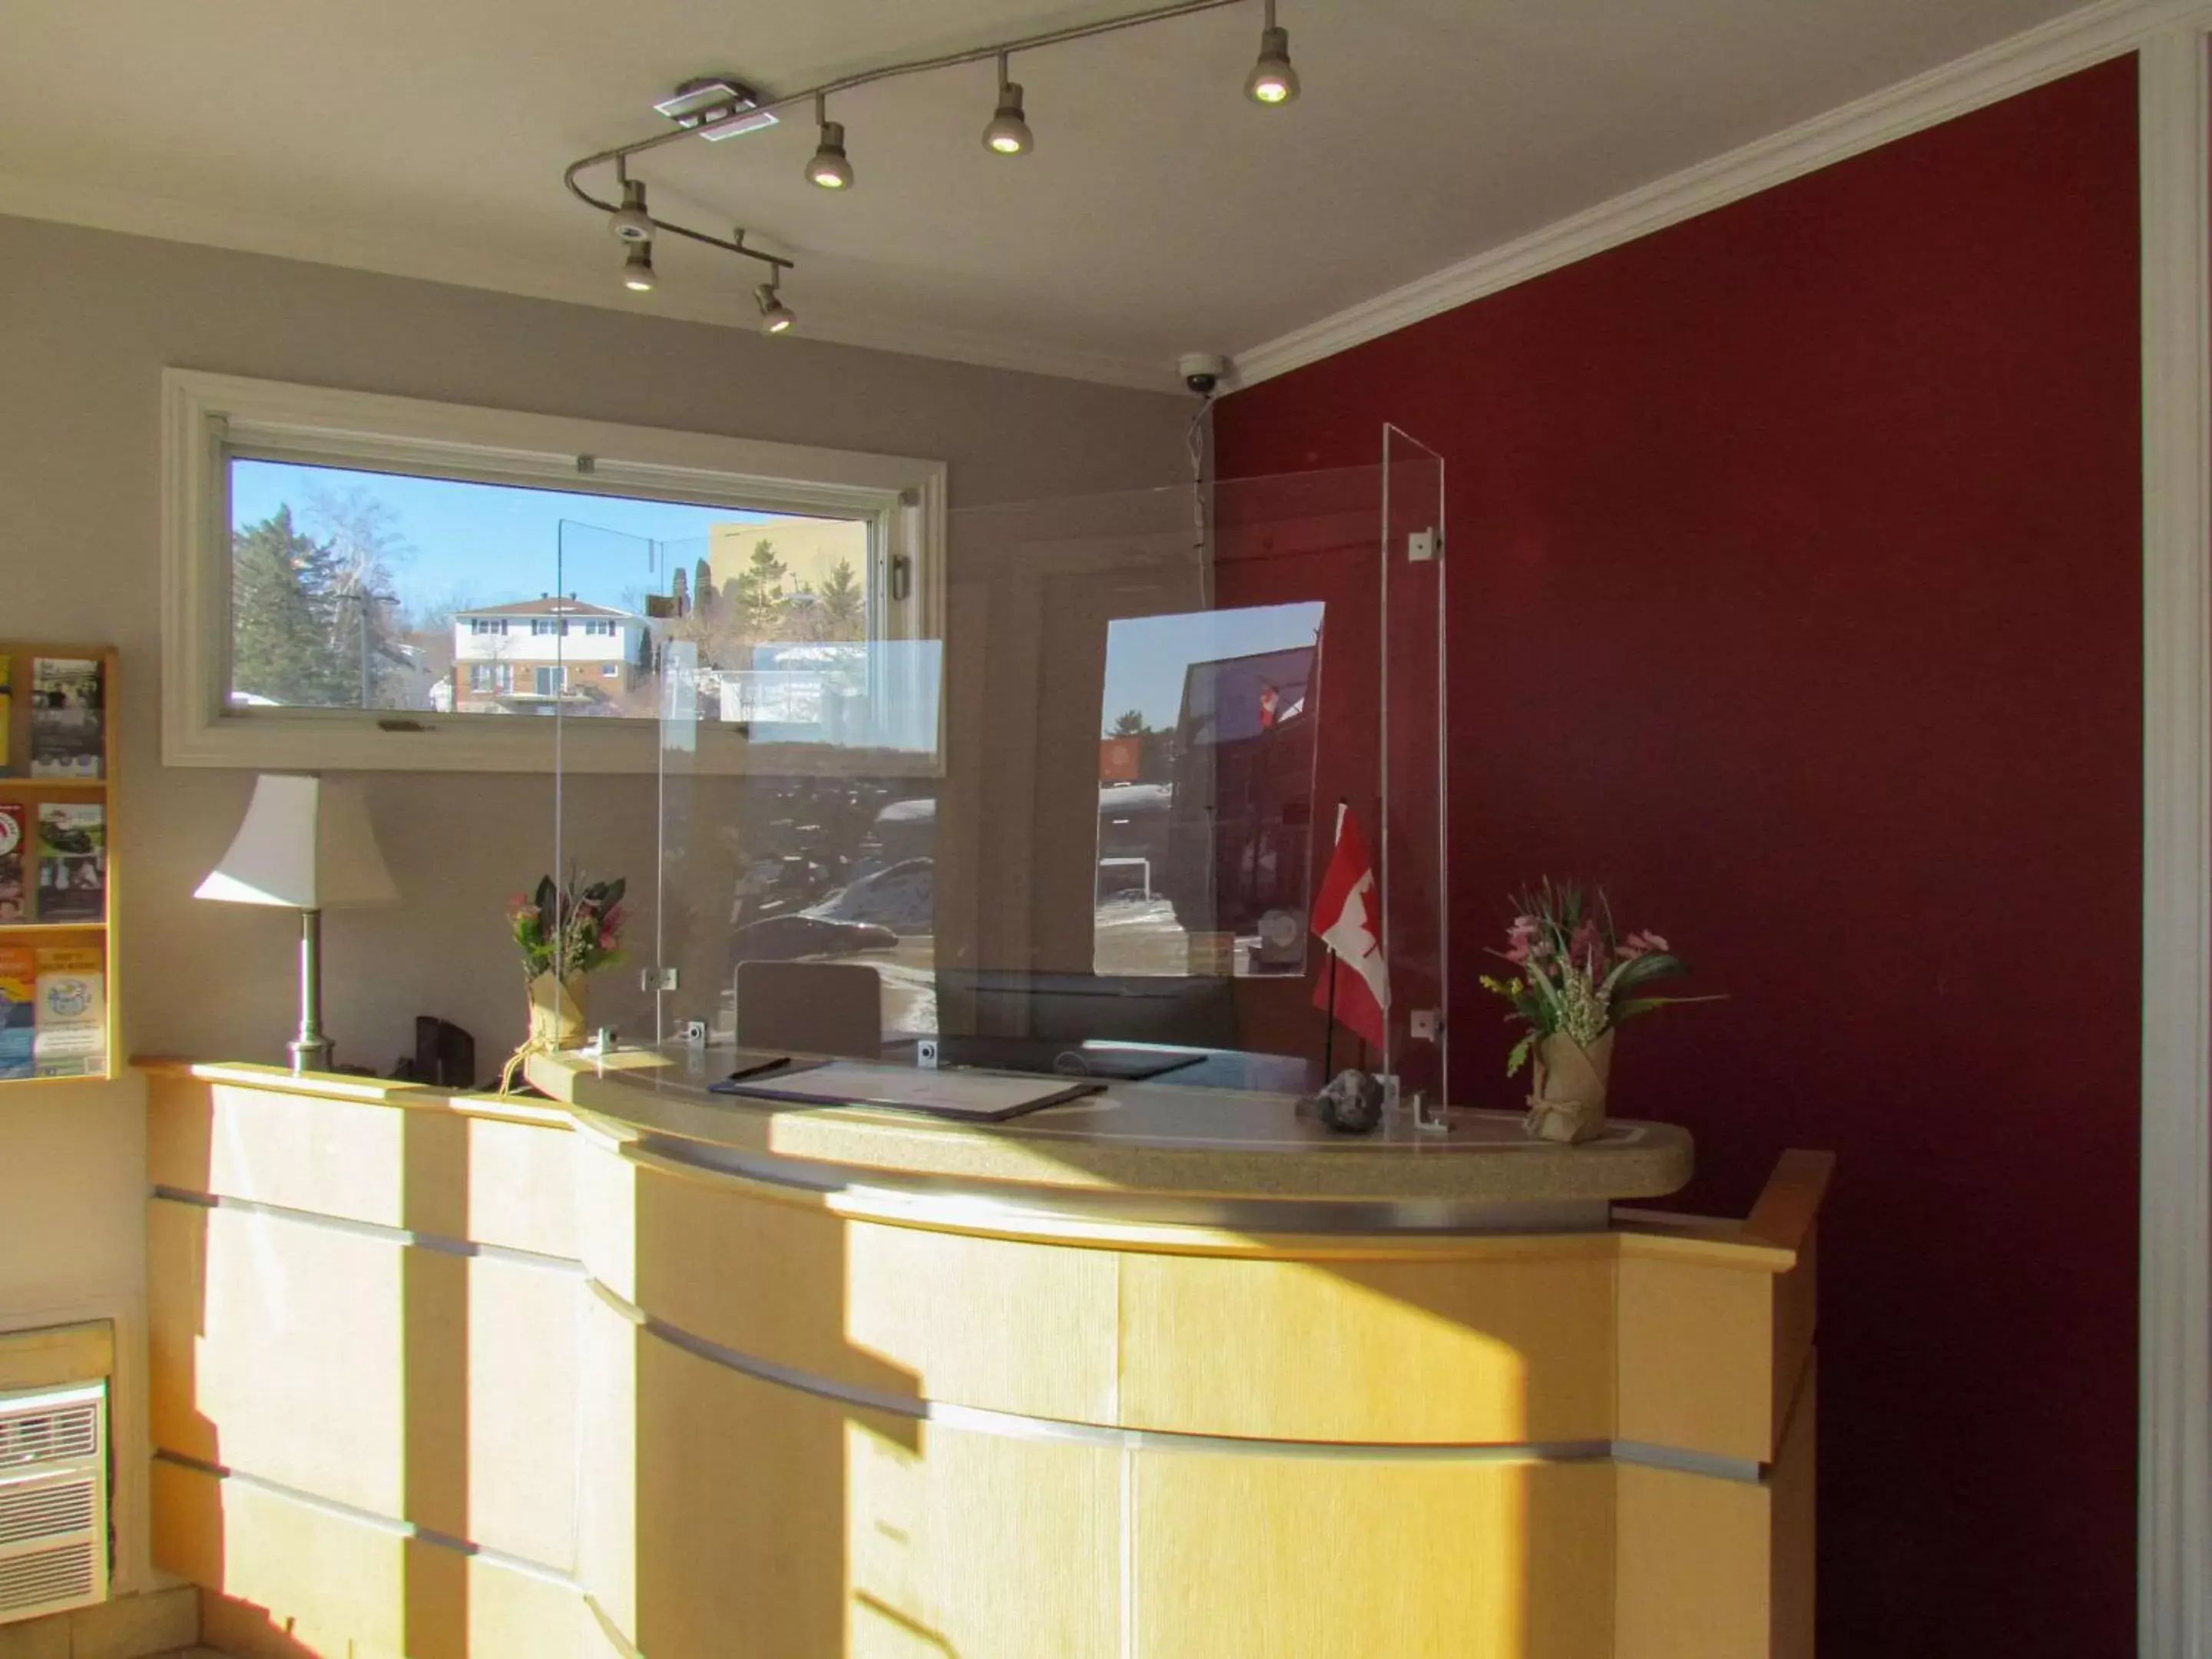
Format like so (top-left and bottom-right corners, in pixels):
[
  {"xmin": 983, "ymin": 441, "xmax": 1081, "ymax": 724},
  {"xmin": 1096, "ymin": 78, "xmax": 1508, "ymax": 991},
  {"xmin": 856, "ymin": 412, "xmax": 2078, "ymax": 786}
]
[
  {"xmin": 505, "ymin": 873, "xmax": 626, "ymax": 1081},
  {"xmin": 1477, "ymin": 880, "xmax": 1717, "ymax": 1142}
]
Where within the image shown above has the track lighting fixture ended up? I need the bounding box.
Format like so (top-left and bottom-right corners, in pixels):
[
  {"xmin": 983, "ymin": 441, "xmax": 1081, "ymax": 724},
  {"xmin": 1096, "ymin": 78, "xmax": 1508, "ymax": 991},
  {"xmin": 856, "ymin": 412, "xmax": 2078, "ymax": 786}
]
[
  {"xmin": 608, "ymin": 177, "xmax": 654, "ymax": 243},
  {"xmin": 755, "ymin": 280, "xmax": 796, "ymax": 335},
  {"xmin": 566, "ymin": 1, "xmax": 1306, "ymax": 312},
  {"xmin": 983, "ymin": 55, "xmax": 1033, "ymax": 156},
  {"xmin": 1245, "ymin": 0, "xmax": 1300, "ymax": 104},
  {"xmin": 807, "ymin": 96, "xmax": 853, "ymax": 189}
]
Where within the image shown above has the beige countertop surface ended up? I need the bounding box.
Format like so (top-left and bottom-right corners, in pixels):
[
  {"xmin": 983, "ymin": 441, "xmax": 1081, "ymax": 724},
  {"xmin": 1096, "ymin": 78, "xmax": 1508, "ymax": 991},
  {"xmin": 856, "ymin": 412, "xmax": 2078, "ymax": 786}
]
[{"xmin": 526, "ymin": 1045, "xmax": 1693, "ymax": 1207}]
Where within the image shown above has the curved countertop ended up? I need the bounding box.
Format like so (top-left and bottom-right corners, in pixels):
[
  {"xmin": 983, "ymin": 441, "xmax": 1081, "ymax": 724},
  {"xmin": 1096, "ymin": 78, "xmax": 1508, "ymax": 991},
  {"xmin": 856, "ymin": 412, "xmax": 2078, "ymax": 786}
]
[{"xmin": 525, "ymin": 1045, "xmax": 1694, "ymax": 1221}]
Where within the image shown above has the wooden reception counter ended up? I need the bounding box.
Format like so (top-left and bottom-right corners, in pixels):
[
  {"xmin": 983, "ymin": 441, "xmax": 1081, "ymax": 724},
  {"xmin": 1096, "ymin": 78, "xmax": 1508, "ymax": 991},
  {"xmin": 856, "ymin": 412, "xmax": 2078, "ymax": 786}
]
[{"xmin": 142, "ymin": 1051, "xmax": 1826, "ymax": 1658}]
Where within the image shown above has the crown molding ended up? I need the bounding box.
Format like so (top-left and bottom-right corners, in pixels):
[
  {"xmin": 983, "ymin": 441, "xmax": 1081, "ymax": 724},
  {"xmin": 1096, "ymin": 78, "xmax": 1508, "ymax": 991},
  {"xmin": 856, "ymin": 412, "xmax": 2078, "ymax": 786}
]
[
  {"xmin": 0, "ymin": 169, "xmax": 1175, "ymax": 395},
  {"xmin": 1230, "ymin": 0, "xmax": 2212, "ymax": 389}
]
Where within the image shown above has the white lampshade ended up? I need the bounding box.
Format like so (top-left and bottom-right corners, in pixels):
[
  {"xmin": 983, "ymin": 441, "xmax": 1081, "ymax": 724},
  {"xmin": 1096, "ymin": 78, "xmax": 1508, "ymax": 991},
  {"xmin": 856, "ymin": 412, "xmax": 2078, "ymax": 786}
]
[{"xmin": 194, "ymin": 774, "xmax": 399, "ymax": 909}]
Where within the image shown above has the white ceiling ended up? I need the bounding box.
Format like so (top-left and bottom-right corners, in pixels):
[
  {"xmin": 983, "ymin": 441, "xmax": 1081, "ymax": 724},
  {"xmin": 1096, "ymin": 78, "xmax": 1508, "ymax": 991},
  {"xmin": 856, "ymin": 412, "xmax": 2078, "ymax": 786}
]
[{"xmin": 0, "ymin": 0, "xmax": 2091, "ymax": 389}]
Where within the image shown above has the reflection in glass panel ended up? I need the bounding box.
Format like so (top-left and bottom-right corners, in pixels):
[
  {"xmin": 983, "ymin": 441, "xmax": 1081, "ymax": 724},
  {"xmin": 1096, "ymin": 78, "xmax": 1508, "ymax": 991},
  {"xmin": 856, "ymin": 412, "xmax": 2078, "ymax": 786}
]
[
  {"xmin": 634, "ymin": 462, "xmax": 1425, "ymax": 1100},
  {"xmin": 1096, "ymin": 602, "xmax": 1325, "ymax": 979}
]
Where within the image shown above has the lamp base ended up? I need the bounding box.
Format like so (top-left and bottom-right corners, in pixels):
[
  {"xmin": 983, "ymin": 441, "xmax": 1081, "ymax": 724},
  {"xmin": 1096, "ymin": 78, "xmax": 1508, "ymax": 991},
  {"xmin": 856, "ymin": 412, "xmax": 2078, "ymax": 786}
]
[
  {"xmin": 288, "ymin": 1037, "xmax": 333, "ymax": 1076},
  {"xmin": 290, "ymin": 907, "xmax": 330, "ymax": 1076}
]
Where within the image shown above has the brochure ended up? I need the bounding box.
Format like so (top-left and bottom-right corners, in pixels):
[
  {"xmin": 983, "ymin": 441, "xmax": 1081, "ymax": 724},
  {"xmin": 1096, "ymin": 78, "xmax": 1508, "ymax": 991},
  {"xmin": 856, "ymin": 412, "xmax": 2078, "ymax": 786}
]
[
  {"xmin": 29, "ymin": 657, "xmax": 102, "ymax": 779},
  {"xmin": 35, "ymin": 803, "xmax": 105, "ymax": 923},
  {"xmin": 0, "ymin": 945, "xmax": 32, "ymax": 1081},
  {"xmin": 33, "ymin": 945, "xmax": 106, "ymax": 1078}
]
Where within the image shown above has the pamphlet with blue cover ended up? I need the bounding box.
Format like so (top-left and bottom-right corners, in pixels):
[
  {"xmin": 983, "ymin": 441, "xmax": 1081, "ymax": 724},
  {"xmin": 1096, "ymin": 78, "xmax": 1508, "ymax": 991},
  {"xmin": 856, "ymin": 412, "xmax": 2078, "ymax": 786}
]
[{"xmin": 0, "ymin": 945, "xmax": 33, "ymax": 1081}]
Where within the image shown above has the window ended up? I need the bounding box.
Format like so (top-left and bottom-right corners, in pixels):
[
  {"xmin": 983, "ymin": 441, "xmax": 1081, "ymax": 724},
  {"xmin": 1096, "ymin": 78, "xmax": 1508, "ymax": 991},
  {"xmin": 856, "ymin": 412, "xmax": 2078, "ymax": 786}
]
[{"xmin": 162, "ymin": 371, "xmax": 945, "ymax": 772}]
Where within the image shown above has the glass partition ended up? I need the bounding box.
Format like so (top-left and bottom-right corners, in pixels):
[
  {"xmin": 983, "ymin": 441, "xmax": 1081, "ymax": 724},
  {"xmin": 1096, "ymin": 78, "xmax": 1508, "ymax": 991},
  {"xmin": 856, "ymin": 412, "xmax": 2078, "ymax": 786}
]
[
  {"xmin": 1380, "ymin": 426, "xmax": 1450, "ymax": 1122},
  {"xmin": 545, "ymin": 441, "xmax": 1452, "ymax": 1106}
]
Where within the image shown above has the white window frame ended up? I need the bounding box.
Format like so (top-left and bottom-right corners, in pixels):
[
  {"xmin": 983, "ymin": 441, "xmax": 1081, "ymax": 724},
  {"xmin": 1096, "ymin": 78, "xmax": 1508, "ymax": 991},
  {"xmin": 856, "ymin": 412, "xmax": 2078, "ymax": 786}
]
[{"xmin": 161, "ymin": 369, "xmax": 947, "ymax": 773}]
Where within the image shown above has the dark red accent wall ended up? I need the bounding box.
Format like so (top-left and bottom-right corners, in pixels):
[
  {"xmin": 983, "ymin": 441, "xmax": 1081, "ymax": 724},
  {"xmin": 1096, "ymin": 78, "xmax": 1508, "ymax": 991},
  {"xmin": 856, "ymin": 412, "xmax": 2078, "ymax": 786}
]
[{"xmin": 1217, "ymin": 61, "xmax": 2143, "ymax": 1657}]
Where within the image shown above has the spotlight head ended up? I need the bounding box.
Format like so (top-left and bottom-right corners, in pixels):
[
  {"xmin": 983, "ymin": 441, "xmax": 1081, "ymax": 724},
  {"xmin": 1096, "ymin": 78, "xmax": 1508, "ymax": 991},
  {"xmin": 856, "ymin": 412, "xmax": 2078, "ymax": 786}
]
[
  {"xmin": 983, "ymin": 83, "xmax": 1032, "ymax": 156},
  {"xmin": 621, "ymin": 244, "xmax": 657, "ymax": 293},
  {"xmin": 807, "ymin": 119, "xmax": 853, "ymax": 190},
  {"xmin": 1246, "ymin": 25, "xmax": 1300, "ymax": 104},
  {"xmin": 609, "ymin": 177, "xmax": 654, "ymax": 243},
  {"xmin": 755, "ymin": 282, "xmax": 796, "ymax": 335}
]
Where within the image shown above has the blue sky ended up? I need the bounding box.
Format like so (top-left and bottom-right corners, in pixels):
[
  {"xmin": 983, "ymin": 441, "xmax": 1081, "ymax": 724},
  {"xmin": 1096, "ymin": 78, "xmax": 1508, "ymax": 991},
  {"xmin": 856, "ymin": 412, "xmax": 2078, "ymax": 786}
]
[{"xmin": 230, "ymin": 459, "xmax": 770, "ymax": 618}]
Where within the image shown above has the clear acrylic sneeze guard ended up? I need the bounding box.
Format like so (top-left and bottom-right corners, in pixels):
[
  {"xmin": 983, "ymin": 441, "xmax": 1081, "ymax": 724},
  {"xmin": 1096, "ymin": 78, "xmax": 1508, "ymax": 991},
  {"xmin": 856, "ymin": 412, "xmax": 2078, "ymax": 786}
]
[{"xmin": 543, "ymin": 445, "xmax": 1452, "ymax": 1118}]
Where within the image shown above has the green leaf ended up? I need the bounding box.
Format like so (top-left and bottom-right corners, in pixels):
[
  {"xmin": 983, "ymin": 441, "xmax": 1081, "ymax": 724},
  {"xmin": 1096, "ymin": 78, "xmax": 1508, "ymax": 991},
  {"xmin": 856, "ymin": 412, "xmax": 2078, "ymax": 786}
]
[
  {"xmin": 1603, "ymin": 952, "xmax": 1688, "ymax": 998},
  {"xmin": 1506, "ymin": 1031, "xmax": 1536, "ymax": 1078}
]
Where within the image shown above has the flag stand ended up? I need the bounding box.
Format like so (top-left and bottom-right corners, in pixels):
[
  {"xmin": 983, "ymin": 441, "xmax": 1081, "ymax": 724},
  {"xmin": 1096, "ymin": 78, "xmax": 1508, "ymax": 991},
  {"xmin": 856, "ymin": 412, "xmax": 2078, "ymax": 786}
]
[{"xmin": 1321, "ymin": 951, "xmax": 1338, "ymax": 1079}]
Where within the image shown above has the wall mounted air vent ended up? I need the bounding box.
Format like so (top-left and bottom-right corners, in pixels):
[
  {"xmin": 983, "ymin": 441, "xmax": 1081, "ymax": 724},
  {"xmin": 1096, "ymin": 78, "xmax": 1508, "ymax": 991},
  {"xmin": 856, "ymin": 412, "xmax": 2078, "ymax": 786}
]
[{"xmin": 0, "ymin": 1381, "xmax": 108, "ymax": 1624}]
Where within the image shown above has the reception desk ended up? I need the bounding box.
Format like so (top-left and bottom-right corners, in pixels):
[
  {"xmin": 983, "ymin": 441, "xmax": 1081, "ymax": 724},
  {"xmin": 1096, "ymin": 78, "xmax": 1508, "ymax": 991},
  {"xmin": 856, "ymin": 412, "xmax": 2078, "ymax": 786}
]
[{"xmin": 143, "ymin": 1051, "xmax": 1826, "ymax": 1658}]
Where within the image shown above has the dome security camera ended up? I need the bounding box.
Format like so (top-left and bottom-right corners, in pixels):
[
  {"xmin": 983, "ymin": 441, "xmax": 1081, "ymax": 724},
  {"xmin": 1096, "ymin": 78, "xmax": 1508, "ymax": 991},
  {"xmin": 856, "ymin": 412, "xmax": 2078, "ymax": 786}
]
[{"xmin": 1179, "ymin": 352, "xmax": 1230, "ymax": 396}]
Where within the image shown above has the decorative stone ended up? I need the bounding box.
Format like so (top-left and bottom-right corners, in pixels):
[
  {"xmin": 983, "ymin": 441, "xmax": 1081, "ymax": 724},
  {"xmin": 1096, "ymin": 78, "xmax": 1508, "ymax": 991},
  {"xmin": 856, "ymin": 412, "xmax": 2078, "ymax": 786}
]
[{"xmin": 1311, "ymin": 1068, "xmax": 1386, "ymax": 1134}]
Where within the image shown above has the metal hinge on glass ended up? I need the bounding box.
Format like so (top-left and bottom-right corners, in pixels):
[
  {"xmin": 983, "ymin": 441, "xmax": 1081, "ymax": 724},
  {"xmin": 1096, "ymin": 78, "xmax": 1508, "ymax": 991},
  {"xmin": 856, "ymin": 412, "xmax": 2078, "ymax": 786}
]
[
  {"xmin": 639, "ymin": 965, "xmax": 679, "ymax": 992},
  {"xmin": 1407, "ymin": 528, "xmax": 1438, "ymax": 561}
]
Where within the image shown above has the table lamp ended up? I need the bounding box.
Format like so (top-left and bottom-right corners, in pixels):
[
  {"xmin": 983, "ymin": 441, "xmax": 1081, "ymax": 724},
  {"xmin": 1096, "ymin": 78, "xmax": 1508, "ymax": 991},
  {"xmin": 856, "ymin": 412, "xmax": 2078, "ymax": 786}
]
[{"xmin": 194, "ymin": 773, "xmax": 399, "ymax": 1074}]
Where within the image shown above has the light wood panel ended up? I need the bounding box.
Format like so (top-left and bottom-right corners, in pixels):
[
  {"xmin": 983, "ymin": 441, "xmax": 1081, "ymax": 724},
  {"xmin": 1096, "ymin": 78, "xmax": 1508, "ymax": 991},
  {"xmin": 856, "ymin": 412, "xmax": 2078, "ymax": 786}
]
[
  {"xmin": 148, "ymin": 1075, "xmax": 577, "ymax": 1257},
  {"xmin": 1118, "ymin": 1250, "xmax": 1615, "ymax": 1443},
  {"xmin": 465, "ymin": 1253, "xmax": 581, "ymax": 1570},
  {"xmin": 165, "ymin": 1462, "xmax": 583, "ymax": 1659},
  {"xmin": 148, "ymin": 1197, "xmax": 581, "ymax": 1566},
  {"xmin": 583, "ymin": 1141, "xmax": 1121, "ymax": 1422},
  {"xmin": 1614, "ymin": 1463, "xmax": 1771, "ymax": 1659},
  {"xmin": 578, "ymin": 1292, "xmax": 1121, "ymax": 1658},
  {"xmin": 150, "ymin": 1197, "xmax": 409, "ymax": 1519},
  {"xmin": 1768, "ymin": 1362, "xmax": 1818, "ymax": 1659},
  {"xmin": 1132, "ymin": 1449, "xmax": 1615, "ymax": 1658},
  {"xmin": 1614, "ymin": 1253, "xmax": 1777, "ymax": 1463}
]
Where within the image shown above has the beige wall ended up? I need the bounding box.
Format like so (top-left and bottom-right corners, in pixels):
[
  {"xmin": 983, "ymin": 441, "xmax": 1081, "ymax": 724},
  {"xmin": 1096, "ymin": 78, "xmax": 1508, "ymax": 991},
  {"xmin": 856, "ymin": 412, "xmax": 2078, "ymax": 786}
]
[{"xmin": 0, "ymin": 212, "xmax": 1187, "ymax": 1588}]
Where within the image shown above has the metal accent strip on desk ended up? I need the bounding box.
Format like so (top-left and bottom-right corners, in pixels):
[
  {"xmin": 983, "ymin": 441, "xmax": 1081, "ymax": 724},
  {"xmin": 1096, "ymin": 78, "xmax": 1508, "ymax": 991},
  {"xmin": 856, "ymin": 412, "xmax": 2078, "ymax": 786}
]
[
  {"xmin": 151, "ymin": 1186, "xmax": 584, "ymax": 1274},
  {"xmin": 589, "ymin": 1278, "xmax": 1770, "ymax": 1485},
  {"xmin": 151, "ymin": 1449, "xmax": 577, "ymax": 1587}
]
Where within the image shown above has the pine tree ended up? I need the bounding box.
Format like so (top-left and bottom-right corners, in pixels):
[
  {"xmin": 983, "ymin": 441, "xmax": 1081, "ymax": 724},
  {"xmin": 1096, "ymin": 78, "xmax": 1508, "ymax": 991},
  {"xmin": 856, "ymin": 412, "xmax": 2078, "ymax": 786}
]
[
  {"xmin": 232, "ymin": 508, "xmax": 352, "ymax": 705},
  {"xmin": 736, "ymin": 539, "xmax": 790, "ymax": 636},
  {"xmin": 694, "ymin": 557, "xmax": 717, "ymax": 617},
  {"xmin": 816, "ymin": 558, "xmax": 865, "ymax": 640}
]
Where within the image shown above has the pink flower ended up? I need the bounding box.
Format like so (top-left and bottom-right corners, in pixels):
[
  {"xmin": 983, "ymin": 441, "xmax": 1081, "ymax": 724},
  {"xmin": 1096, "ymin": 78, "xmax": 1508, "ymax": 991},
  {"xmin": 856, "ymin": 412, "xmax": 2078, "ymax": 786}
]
[
  {"xmin": 1569, "ymin": 919, "xmax": 1604, "ymax": 970},
  {"xmin": 1618, "ymin": 930, "xmax": 1670, "ymax": 959}
]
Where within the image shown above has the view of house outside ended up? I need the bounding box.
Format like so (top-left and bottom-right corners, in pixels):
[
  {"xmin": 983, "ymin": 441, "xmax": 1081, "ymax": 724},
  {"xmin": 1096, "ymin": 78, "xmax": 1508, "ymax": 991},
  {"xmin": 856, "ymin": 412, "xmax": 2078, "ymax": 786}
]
[{"xmin": 225, "ymin": 459, "xmax": 869, "ymax": 723}]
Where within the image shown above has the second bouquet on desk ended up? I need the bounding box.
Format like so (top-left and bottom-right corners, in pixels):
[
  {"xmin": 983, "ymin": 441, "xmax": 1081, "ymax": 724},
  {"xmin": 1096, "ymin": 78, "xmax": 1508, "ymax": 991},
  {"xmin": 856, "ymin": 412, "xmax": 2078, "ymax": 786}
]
[
  {"xmin": 509, "ymin": 872, "xmax": 627, "ymax": 1054},
  {"xmin": 1478, "ymin": 880, "xmax": 1718, "ymax": 1144}
]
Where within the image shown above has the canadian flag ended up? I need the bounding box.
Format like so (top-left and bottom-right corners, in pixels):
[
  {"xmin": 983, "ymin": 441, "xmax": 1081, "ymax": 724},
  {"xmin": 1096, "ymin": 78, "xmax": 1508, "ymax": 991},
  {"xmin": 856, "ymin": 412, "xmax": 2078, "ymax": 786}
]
[{"xmin": 1310, "ymin": 804, "xmax": 1389, "ymax": 1051}]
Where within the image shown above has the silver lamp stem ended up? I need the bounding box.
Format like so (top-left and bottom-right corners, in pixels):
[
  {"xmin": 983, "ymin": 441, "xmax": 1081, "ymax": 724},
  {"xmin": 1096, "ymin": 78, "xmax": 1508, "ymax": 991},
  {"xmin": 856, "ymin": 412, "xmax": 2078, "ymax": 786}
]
[{"xmin": 289, "ymin": 907, "xmax": 332, "ymax": 1075}]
